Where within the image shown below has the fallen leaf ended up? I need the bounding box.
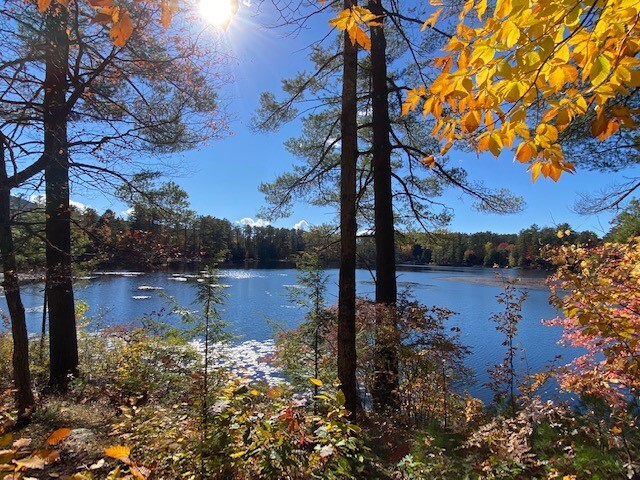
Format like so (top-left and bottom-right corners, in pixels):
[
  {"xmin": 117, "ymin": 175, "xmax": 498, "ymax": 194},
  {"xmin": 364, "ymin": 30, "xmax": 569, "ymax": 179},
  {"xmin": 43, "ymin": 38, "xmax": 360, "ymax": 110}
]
[
  {"xmin": 46, "ymin": 429, "xmax": 71, "ymax": 446},
  {"xmin": 89, "ymin": 459, "xmax": 105, "ymax": 470},
  {"xmin": 105, "ymin": 445, "xmax": 131, "ymax": 459},
  {"xmin": 14, "ymin": 454, "xmax": 46, "ymax": 470},
  {"xmin": 12, "ymin": 438, "xmax": 31, "ymax": 449}
]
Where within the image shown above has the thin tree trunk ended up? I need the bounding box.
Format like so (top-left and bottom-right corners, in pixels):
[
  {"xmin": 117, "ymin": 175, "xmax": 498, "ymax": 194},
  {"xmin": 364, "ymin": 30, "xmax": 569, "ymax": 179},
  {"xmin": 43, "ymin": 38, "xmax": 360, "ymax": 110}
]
[
  {"xmin": 0, "ymin": 133, "xmax": 35, "ymax": 421},
  {"xmin": 369, "ymin": 0, "xmax": 398, "ymax": 411},
  {"xmin": 44, "ymin": 2, "xmax": 78, "ymax": 389},
  {"xmin": 338, "ymin": 0, "xmax": 359, "ymax": 422}
]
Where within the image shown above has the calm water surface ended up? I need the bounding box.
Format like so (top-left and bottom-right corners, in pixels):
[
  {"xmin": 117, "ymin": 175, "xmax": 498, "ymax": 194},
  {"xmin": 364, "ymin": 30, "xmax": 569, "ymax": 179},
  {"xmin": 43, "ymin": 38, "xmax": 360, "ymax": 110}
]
[{"xmin": 1, "ymin": 266, "xmax": 578, "ymax": 401}]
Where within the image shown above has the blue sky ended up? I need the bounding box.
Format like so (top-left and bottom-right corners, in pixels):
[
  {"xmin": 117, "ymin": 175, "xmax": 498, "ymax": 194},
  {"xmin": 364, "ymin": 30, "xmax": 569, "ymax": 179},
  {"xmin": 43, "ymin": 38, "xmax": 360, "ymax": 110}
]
[{"xmin": 75, "ymin": 1, "xmax": 639, "ymax": 236}]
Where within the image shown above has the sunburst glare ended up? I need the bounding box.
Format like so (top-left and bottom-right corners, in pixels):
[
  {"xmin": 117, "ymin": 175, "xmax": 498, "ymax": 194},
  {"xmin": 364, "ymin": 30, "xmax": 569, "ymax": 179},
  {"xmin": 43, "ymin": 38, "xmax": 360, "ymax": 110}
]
[{"xmin": 199, "ymin": 0, "xmax": 235, "ymax": 27}]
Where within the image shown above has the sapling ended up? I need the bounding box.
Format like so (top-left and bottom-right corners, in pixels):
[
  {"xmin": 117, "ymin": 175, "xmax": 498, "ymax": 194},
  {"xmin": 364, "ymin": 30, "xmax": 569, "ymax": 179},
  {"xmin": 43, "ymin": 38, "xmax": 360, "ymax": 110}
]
[{"xmin": 486, "ymin": 276, "xmax": 527, "ymax": 417}]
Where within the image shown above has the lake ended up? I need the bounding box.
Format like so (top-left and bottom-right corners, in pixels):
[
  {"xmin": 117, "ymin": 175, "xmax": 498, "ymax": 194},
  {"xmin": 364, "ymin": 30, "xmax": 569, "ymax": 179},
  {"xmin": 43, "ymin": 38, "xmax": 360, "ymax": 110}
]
[{"xmin": 0, "ymin": 266, "xmax": 578, "ymax": 402}]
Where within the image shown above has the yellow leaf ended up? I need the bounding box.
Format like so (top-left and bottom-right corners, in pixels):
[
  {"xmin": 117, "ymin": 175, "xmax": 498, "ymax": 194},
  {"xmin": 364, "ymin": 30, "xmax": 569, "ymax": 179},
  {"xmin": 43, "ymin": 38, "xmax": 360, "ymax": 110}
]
[
  {"xmin": 105, "ymin": 445, "xmax": 131, "ymax": 459},
  {"xmin": 530, "ymin": 161, "xmax": 542, "ymax": 182},
  {"xmin": 422, "ymin": 8, "xmax": 443, "ymax": 29},
  {"xmin": 328, "ymin": 9, "xmax": 351, "ymax": 30},
  {"xmin": 535, "ymin": 123, "xmax": 558, "ymax": 148},
  {"xmin": 548, "ymin": 67, "xmax": 565, "ymax": 91},
  {"xmin": 350, "ymin": 25, "xmax": 371, "ymax": 50},
  {"xmin": 589, "ymin": 55, "xmax": 612, "ymax": 86},
  {"xmin": 462, "ymin": 110, "xmax": 481, "ymax": 133},
  {"xmin": 488, "ymin": 133, "xmax": 503, "ymax": 157},
  {"xmin": 402, "ymin": 88, "xmax": 426, "ymax": 116},
  {"xmin": 38, "ymin": 0, "xmax": 52, "ymax": 12},
  {"xmin": 476, "ymin": 0, "xmax": 487, "ymax": 20},
  {"xmin": 310, "ymin": 378, "xmax": 323, "ymax": 387},
  {"xmin": 110, "ymin": 9, "xmax": 134, "ymax": 47},
  {"xmin": 484, "ymin": 110, "xmax": 495, "ymax": 129},
  {"xmin": 494, "ymin": 0, "xmax": 511, "ymax": 18},
  {"xmin": 501, "ymin": 21, "xmax": 520, "ymax": 48},
  {"xmin": 46, "ymin": 428, "xmax": 71, "ymax": 446},
  {"xmin": 471, "ymin": 45, "xmax": 495, "ymax": 65},
  {"xmin": 477, "ymin": 132, "xmax": 491, "ymax": 152},
  {"xmin": 504, "ymin": 81, "xmax": 526, "ymax": 102}
]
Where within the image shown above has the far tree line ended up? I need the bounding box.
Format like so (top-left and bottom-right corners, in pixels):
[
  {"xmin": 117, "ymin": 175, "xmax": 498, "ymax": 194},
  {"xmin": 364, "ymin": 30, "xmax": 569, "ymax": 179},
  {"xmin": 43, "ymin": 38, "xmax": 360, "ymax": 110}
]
[{"xmin": 10, "ymin": 193, "xmax": 638, "ymax": 271}]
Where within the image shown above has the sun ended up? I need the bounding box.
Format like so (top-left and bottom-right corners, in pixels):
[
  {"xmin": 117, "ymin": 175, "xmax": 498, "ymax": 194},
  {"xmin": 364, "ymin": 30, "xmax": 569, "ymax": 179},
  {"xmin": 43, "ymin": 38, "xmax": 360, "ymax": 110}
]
[{"xmin": 199, "ymin": 0, "xmax": 235, "ymax": 27}]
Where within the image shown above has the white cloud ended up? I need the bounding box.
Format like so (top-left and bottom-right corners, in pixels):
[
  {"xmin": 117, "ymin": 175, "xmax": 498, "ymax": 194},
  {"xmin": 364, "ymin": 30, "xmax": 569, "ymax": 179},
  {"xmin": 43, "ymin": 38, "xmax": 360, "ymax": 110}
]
[
  {"xmin": 28, "ymin": 194, "xmax": 90, "ymax": 213},
  {"xmin": 293, "ymin": 220, "xmax": 309, "ymax": 231},
  {"xmin": 121, "ymin": 207, "xmax": 134, "ymax": 219},
  {"xmin": 70, "ymin": 200, "xmax": 88, "ymax": 212},
  {"xmin": 356, "ymin": 227, "xmax": 374, "ymax": 237},
  {"xmin": 29, "ymin": 194, "xmax": 45, "ymax": 205},
  {"xmin": 237, "ymin": 217, "xmax": 270, "ymax": 228}
]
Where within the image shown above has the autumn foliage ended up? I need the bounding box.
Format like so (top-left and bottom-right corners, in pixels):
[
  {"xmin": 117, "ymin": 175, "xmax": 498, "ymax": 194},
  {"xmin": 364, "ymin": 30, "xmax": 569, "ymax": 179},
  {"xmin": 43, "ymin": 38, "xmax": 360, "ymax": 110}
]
[
  {"xmin": 545, "ymin": 238, "xmax": 640, "ymax": 406},
  {"xmin": 37, "ymin": 0, "xmax": 178, "ymax": 47},
  {"xmin": 399, "ymin": 0, "xmax": 640, "ymax": 181}
]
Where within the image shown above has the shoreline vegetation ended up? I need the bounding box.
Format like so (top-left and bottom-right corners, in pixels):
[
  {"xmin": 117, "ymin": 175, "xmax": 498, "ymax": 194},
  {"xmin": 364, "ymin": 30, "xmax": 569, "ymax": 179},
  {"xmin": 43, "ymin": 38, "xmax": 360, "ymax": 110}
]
[{"xmin": 1, "ymin": 243, "xmax": 638, "ymax": 479}]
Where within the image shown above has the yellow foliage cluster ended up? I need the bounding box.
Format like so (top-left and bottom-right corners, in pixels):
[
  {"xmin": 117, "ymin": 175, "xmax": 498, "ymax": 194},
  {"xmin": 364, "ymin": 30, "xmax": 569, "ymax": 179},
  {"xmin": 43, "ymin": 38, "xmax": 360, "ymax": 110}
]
[
  {"xmin": 328, "ymin": 6, "xmax": 381, "ymax": 51},
  {"xmin": 403, "ymin": 0, "xmax": 640, "ymax": 181}
]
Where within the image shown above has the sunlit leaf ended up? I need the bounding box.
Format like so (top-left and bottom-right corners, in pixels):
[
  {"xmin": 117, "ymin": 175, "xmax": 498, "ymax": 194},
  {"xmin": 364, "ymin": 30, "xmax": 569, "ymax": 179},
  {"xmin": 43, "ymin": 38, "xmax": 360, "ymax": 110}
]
[
  {"xmin": 46, "ymin": 428, "xmax": 71, "ymax": 446},
  {"xmin": 110, "ymin": 9, "xmax": 134, "ymax": 47},
  {"xmin": 105, "ymin": 445, "xmax": 131, "ymax": 459}
]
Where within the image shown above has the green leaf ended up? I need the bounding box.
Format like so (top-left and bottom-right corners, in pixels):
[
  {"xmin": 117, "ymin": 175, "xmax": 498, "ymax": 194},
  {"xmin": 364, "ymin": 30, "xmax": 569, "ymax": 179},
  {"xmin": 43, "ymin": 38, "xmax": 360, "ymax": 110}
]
[{"xmin": 590, "ymin": 55, "xmax": 611, "ymax": 86}]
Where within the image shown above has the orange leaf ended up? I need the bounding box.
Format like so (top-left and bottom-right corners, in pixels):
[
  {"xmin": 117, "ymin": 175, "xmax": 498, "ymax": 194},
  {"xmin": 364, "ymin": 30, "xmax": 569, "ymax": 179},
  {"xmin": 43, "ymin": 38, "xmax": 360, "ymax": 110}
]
[
  {"xmin": 87, "ymin": 0, "xmax": 115, "ymax": 6},
  {"xmin": 110, "ymin": 9, "xmax": 134, "ymax": 47},
  {"xmin": 515, "ymin": 142, "xmax": 535, "ymax": 163},
  {"xmin": 422, "ymin": 155, "xmax": 437, "ymax": 169},
  {"xmin": 547, "ymin": 163, "xmax": 562, "ymax": 181},
  {"xmin": 46, "ymin": 428, "xmax": 71, "ymax": 446},
  {"xmin": 33, "ymin": 448, "xmax": 61, "ymax": 464},
  {"xmin": 105, "ymin": 445, "xmax": 131, "ymax": 459},
  {"xmin": 90, "ymin": 12, "xmax": 113, "ymax": 25},
  {"xmin": 161, "ymin": 0, "xmax": 174, "ymax": 29},
  {"xmin": 38, "ymin": 0, "xmax": 52, "ymax": 13}
]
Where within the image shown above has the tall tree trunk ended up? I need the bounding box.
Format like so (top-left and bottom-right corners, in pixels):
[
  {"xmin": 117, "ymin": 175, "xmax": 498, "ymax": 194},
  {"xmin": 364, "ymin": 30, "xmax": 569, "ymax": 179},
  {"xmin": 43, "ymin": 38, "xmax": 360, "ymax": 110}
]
[
  {"xmin": 0, "ymin": 133, "xmax": 35, "ymax": 420},
  {"xmin": 369, "ymin": 0, "xmax": 398, "ymax": 411},
  {"xmin": 338, "ymin": 0, "xmax": 359, "ymax": 421},
  {"xmin": 44, "ymin": 2, "xmax": 78, "ymax": 389}
]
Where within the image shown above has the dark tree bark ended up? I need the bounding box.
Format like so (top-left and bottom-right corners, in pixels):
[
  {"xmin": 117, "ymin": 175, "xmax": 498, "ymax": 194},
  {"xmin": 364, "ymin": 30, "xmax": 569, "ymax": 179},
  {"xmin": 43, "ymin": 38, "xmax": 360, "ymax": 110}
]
[
  {"xmin": 338, "ymin": 0, "xmax": 359, "ymax": 421},
  {"xmin": 369, "ymin": 0, "xmax": 399, "ymax": 411},
  {"xmin": 44, "ymin": 2, "xmax": 78, "ymax": 389},
  {"xmin": 0, "ymin": 133, "xmax": 35, "ymax": 420}
]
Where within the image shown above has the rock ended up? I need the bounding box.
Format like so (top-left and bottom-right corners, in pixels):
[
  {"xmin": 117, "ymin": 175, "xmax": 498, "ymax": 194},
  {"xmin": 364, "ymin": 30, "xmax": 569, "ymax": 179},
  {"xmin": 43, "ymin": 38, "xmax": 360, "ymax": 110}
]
[{"xmin": 66, "ymin": 428, "xmax": 96, "ymax": 449}]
